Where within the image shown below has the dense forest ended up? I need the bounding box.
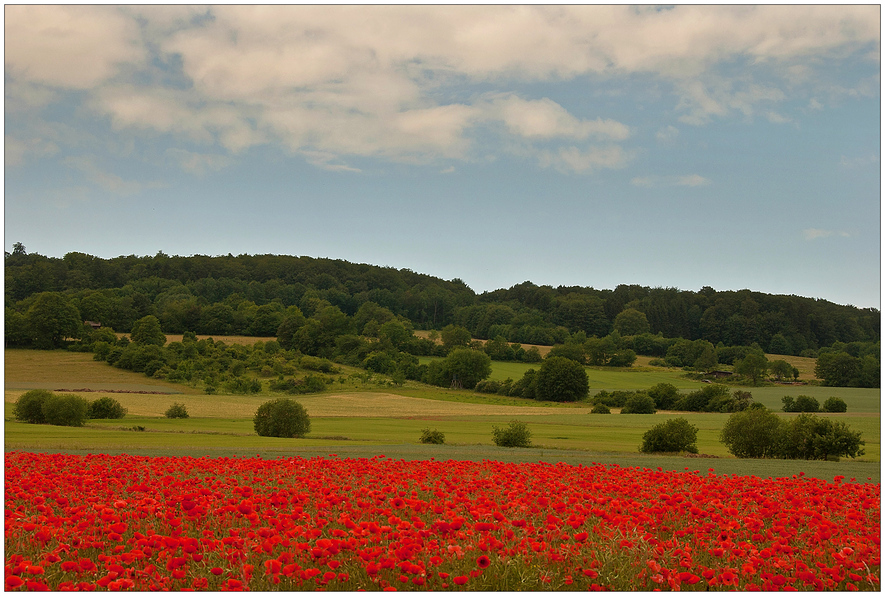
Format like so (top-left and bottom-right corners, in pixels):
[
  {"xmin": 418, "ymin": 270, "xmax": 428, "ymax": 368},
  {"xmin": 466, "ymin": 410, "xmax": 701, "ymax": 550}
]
[{"xmin": 6, "ymin": 246, "xmax": 878, "ymax": 356}]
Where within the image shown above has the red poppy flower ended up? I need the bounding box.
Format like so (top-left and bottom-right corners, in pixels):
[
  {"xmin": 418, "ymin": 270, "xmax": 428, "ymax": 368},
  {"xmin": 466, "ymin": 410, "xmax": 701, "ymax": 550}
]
[{"xmin": 477, "ymin": 555, "xmax": 491, "ymax": 569}]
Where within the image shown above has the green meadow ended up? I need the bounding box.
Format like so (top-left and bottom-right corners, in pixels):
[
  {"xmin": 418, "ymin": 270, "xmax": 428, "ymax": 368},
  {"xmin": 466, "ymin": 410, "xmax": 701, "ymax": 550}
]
[{"xmin": 5, "ymin": 349, "xmax": 880, "ymax": 483}]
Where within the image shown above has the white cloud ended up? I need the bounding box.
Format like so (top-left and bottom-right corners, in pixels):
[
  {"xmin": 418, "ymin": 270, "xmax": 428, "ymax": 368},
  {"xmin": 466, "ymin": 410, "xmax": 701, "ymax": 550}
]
[
  {"xmin": 4, "ymin": 5, "xmax": 144, "ymax": 89},
  {"xmin": 64, "ymin": 155, "xmax": 164, "ymax": 195},
  {"xmin": 631, "ymin": 174, "xmax": 711, "ymax": 187},
  {"xmin": 840, "ymin": 154, "xmax": 879, "ymax": 169},
  {"xmin": 803, "ymin": 228, "xmax": 851, "ymax": 241},
  {"xmin": 539, "ymin": 145, "xmax": 632, "ymax": 174},
  {"xmin": 165, "ymin": 149, "xmax": 233, "ymax": 175},
  {"xmin": 4, "ymin": 5, "xmax": 879, "ymax": 170},
  {"xmin": 656, "ymin": 125, "xmax": 679, "ymax": 143}
]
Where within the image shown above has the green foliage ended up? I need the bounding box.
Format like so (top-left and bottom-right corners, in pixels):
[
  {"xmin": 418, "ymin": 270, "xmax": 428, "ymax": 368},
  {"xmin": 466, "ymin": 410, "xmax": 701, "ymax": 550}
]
[
  {"xmin": 620, "ymin": 393, "xmax": 656, "ymax": 414},
  {"xmin": 41, "ymin": 393, "xmax": 91, "ymax": 427},
  {"xmin": 164, "ymin": 403, "xmax": 190, "ymax": 419},
  {"xmin": 88, "ymin": 396, "xmax": 127, "ymax": 419},
  {"xmin": 268, "ymin": 375, "xmax": 326, "ymax": 395},
  {"xmin": 590, "ymin": 403, "xmax": 611, "ymax": 414},
  {"xmin": 253, "ymin": 398, "xmax": 311, "ymax": 438},
  {"xmin": 474, "ymin": 379, "xmax": 502, "ymax": 394},
  {"xmin": 440, "ymin": 324, "xmax": 472, "ymax": 351},
  {"xmin": 418, "ymin": 428, "xmax": 445, "ymax": 444},
  {"xmin": 130, "ymin": 315, "xmax": 166, "ymax": 346},
  {"xmin": 647, "ymin": 383, "xmax": 679, "ymax": 410},
  {"xmin": 535, "ymin": 356, "xmax": 589, "ymax": 402},
  {"xmin": 492, "ymin": 420, "xmax": 532, "ymax": 448},
  {"xmin": 26, "ymin": 292, "xmax": 82, "ymax": 349},
  {"xmin": 822, "ymin": 396, "xmax": 848, "ymax": 413},
  {"xmin": 778, "ymin": 413, "xmax": 864, "ymax": 461},
  {"xmin": 815, "ymin": 349, "xmax": 880, "ymax": 388},
  {"xmin": 440, "ymin": 348, "xmax": 492, "ymax": 389},
  {"xmin": 674, "ymin": 384, "xmax": 731, "ymax": 412},
  {"xmin": 768, "ymin": 359, "xmax": 795, "ymax": 381},
  {"xmin": 782, "ymin": 395, "xmax": 820, "ymax": 413},
  {"xmin": 13, "ymin": 389, "xmax": 53, "ymax": 424},
  {"xmin": 720, "ymin": 408, "xmax": 784, "ymax": 458},
  {"xmin": 613, "ymin": 308, "xmax": 650, "ymax": 336},
  {"xmin": 508, "ymin": 369, "xmax": 538, "ymax": 399},
  {"xmin": 639, "ymin": 418, "xmax": 699, "ymax": 453},
  {"xmin": 734, "ymin": 352, "xmax": 769, "ymax": 385}
]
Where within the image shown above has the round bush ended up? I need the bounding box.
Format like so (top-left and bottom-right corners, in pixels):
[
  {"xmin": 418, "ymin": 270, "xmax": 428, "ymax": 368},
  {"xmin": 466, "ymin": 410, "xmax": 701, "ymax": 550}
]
[
  {"xmin": 419, "ymin": 428, "xmax": 445, "ymax": 444},
  {"xmin": 165, "ymin": 403, "xmax": 190, "ymax": 419},
  {"xmin": 41, "ymin": 393, "xmax": 91, "ymax": 427},
  {"xmin": 254, "ymin": 398, "xmax": 311, "ymax": 438},
  {"xmin": 14, "ymin": 389, "xmax": 53, "ymax": 424},
  {"xmin": 621, "ymin": 393, "xmax": 656, "ymax": 414},
  {"xmin": 822, "ymin": 396, "xmax": 848, "ymax": 413},
  {"xmin": 88, "ymin": 396, "xmax": 127, "ymax": 419},
  {"xmin": 639, "ymin": 418, "xmax": 699, "ymax": 454},
  {"xmin": 492, "ymin": 420, "xmax": 532, "ymax": 448},
  {"xmin": 591, "ymin": 403, "xmax": 611, "ymax": 414},
  {"xmin": 720, "ymin": 408, "xmax": 783, "ymax": 458},
  {"xmin": 535, "ymin": 356, "xmax": 589, "ymax": 402}
]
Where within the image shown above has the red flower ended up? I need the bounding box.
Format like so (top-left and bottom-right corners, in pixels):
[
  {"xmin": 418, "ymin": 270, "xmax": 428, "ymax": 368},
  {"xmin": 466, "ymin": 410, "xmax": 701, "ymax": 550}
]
[
  {"xmin": 453, "ymin": 576, "xmax": 469, "ymax": 585},
  {"xmin": 477, "ymin": 555, "xmax": 491, "ymax": 569}
]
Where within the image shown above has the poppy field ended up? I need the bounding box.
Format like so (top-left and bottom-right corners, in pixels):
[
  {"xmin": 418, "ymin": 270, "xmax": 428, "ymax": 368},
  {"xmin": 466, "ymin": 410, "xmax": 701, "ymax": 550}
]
[{"xmin": 4, "ymin": 451, "xmax": 880, "ymax": 591}]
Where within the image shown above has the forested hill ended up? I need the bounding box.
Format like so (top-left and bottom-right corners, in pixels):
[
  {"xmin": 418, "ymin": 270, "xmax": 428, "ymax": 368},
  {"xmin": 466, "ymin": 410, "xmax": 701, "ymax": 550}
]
[{"xmin": 5, "ymin": 248, "xmax": 879, "ymax": 354}]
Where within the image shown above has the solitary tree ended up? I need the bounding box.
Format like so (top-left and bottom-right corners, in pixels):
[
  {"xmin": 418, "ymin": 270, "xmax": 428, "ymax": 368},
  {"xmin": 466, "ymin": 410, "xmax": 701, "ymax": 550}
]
[
  {"xmin": 26, "ymin": 292, "xmax": 81, "ymax": 349},
  {"xmin": 720, "ymin": 408, "xmax": 784, "ymax": 458},
  {"xmin": 734, "ymin": 352, "xmax": 769, "ymax": 385},
  {"xmin": 254, "ymin": 398, "xmax": 311, "ymax": 438},
  {"xmin": 535, "ymin": 356, "xmax": 589, "ymax": 402},
  {"xmin": 443, "ymin": 348, "xmax": 492, "ymax": 389},
  {"xmin": 640, "ymin": 418, "xmax": 699, "ymax": 453},
  {"xmin": 130, "ymin": 315, "xmax": 166, "ymax": 346}
]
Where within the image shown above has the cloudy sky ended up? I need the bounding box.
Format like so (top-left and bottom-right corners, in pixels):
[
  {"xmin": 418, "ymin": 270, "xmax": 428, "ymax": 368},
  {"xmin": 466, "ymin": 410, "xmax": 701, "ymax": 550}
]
[{"xmin": 4, "ymin": 5, "xmax": 881, "ymax": 308}]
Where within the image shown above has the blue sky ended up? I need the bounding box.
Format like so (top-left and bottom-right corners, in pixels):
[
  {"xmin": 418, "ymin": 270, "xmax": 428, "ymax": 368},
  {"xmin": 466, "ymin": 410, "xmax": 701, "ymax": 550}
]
[{"xmin": 4, "ymin": 5, "xmax": 881, "ymax": 308}]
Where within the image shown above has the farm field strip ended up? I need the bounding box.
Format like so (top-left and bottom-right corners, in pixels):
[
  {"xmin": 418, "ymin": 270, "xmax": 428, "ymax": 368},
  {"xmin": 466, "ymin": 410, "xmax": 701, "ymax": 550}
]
[{"xmin": 4, "ymin": 452, "xmax": 879, "ymax": 591}]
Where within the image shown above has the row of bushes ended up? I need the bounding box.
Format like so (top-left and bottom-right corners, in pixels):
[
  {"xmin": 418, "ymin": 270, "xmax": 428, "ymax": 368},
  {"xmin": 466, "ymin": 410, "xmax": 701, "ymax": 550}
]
[
  {"xmin": 13, "ymin": 390, "xmax": 128, "ymax": 427},
  {"xmin": 638, "ymin": 407, "xmax": 864, "ymax": 460},
  {"xmin": 419, "ymin": 421, "xmax": 532, "ymax": 448}
]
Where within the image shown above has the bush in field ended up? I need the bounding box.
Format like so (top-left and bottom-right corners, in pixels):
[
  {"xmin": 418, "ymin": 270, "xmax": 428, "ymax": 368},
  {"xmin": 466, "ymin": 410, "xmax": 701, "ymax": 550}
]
[
  {"xmin": 782, "ymin": 395, "xmax": 820, "ymax": 412},
  {"xmin": 492, "ymin": 420, "xmax": 532, "ymax": 448},
  {"xmin": 620, "ymin": 393, "xmax": 656, "ymax": 414},
  {"xmin": 13, "ymin": 389, "xmax": 53, "ymax": 424},
  {"xmin": 253, "ymin": 398, "xmax": 311, "ymax": 438},
  {"xmin": 639, "ymin": 418, "xmax": 699, "ymax": 454},
  {"xmin": 419, "ymin": 428, "xmax": 445, "ymax": 444},
  {"xmin": 88, "ymin": 396, "xmax": 127, "ymax": 419},
  {"xmin": 777, "ymin": 413, "xmax": 864, "ymax": 461},
  {"xmin": 474, "ymin": 379, "xmax": 502, "ymax": 394},
  {"xmin": 590, "ymin": 403, "xmax": 611, "ymax": 414},
  {"xmin": 720, "ymin": 408, "xmax": 784, "ymax": 458},
  {"xmin": 822, "ymin": 396, "xmax": 848, "ymax": 413},
  {"xmin": 41, "ymin": 393, "xmax": 91, "ymax": 427},
  {"xmin": 164, "ymin": 403, "xmax": 190, "ymax": 419},
  {"xmin": 535, "ymin": 356, "xmax": 589, "ymax": 402},
  {"xmin": 647, "ymin": 383, "xmax": 679, "ymax": 410}
]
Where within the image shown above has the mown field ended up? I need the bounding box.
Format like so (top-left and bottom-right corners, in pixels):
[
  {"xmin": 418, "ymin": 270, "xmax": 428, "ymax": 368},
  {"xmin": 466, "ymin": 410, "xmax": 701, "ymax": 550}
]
[{"xmin": 4, "ymin": 349, "xmax": 880, "ymax": 482}]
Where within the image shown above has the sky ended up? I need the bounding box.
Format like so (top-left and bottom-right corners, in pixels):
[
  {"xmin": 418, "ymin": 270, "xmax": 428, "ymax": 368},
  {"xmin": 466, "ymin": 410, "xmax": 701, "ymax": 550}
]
[{"xmin": 4, "ymin": 5, "xmax": 881, "ymax": 309}]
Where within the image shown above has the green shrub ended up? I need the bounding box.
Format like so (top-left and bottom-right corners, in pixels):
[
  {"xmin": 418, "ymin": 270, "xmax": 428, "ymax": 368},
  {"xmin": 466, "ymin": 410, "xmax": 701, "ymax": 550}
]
[
  {"xmin": 822, "ymin": 396, "xmax": 848, "ymax": 413},
  {"xmin": 590, "ymin": 403, "xmax": 611, "ymax": 414},
  {"xmin": 419, "ymin": 428, "xmax": 445, "ymax": 444},
  {"xmin": 13, "ymin": 389, "xmax": 53, "ymax": 424},
  {"xmin": 777, "ymin": 413, "xmax": 864, "ymax": 460},
  {"xmin": 253, "ymin": 398, "xmax": 311, "ymax": 438},
  {"xmin": 474, "ymin": 379, "xmax": 502, "ymax": 394},
  {"xmin": 620, "ymin": 393, "xmax": 656, "ymax": 414},
  {"xmin": 41, "ymin": 393, "xmax": 91, "ymax": 427},
  {"xmin": 535, "ymin": 356, "xmax": 589, "ymax": 402},
  {"xmin": 647, "ymin": 383, "xmax": 679, "ymax": 410},
  {"xmin": 88, "ymin": 396, "xmax": 127, "ymax": 419},
  {"xmin": 164, "ymin": 403, "xmax": 190, "ymax": 419},
  {"xmin": 720, "ymin": 408, "xmax": 784, "ymax": 458},
  {"xmin": 782, "ymin": 395, "xmax": 820, "ymax": 412},
  {"xmin": 639, "ymin": 418, "xmax": 699, "ymax": 453},
  {"xmin": 492, "ymin": 420, "xmax": 532, "ymax": 448}
]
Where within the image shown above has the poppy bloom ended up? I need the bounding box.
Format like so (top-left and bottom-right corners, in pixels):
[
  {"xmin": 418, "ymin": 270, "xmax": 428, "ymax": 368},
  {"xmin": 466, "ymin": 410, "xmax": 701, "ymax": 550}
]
[
  {"xmin": 453, "ymin": 576, "xmax": 469, "ymax": 585},
  {"xmin": 477, "ymin": 555, "xmax": 491, "ymax": 569}
]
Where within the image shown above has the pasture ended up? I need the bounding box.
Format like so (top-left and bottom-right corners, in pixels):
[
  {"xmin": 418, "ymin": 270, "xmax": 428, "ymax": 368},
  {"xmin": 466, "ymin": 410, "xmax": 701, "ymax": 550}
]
[{"xmin": 4, "ymin": 349, "xmax": 880, "ymax": 483}]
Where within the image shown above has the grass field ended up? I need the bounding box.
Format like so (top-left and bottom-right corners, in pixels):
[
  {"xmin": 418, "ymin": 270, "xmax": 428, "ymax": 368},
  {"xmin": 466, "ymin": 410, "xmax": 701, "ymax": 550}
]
[{"xmin": 5, "ymin": 348, "xmax": 880, "ymax": 483}]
